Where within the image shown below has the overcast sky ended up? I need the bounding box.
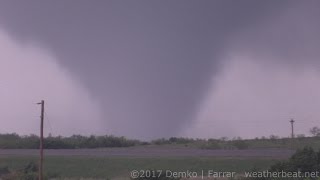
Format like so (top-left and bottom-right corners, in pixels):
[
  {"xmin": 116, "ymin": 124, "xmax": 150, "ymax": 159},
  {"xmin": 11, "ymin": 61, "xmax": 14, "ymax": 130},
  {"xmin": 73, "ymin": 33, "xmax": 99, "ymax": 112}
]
[{"xmin": 0, "ymin": 1, "xmax": 319, "ymax": 140}]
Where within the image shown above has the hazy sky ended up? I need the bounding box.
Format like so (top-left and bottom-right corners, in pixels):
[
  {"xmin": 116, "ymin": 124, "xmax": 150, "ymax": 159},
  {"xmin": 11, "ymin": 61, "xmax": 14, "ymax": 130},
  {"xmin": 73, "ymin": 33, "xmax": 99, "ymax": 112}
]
[{"xmin": 0, "ymin": 1, "xmax": 319, "ymax": 140}]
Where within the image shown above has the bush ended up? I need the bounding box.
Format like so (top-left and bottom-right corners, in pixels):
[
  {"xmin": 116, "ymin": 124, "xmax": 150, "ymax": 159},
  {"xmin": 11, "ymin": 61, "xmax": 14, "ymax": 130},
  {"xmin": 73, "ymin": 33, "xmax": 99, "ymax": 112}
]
[
  {"xmin": 232, "ymin": 140, "xmax": 249, "ymax": 150},
  {"xmin": 269, "ymin": 147, "xmax": 320, "ymax": 174},
  {"xmin": 0, "ymin": 162, "xmax": 39, "ymax": 180}
]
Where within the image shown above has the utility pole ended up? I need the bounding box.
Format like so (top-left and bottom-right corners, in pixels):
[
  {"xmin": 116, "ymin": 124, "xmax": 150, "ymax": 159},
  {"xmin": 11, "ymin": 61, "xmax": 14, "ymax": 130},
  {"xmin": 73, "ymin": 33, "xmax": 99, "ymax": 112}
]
[
  {"xmin": 37, "ymin": 100, "xmax": 44, "ymax": 180},
  {"xmin": 290, "ymin": 119, "xmax": 295, "ymax": 139}
]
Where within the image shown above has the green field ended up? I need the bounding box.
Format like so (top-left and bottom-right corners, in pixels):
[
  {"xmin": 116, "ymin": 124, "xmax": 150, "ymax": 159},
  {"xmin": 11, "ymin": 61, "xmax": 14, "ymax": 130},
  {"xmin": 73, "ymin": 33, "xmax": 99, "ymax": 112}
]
[
  {"xmin": 2, "ymin": 135, "xmax": 318, "ymax": 179},
  {"xmin": 0, "ymin": 156, "xmax": 279, "ymax": 179}
]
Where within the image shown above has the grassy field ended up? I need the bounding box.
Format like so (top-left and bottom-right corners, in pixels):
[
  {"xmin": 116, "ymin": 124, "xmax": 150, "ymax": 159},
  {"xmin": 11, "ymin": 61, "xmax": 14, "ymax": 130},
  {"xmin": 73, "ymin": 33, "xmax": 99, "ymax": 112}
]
[
  {"xmin": 0, "ymin": 156, "xmax": 279, "ymax": 179},
  {"xmin": 2, "ymin": 136, "xmax": 316, "ymax": 179}
]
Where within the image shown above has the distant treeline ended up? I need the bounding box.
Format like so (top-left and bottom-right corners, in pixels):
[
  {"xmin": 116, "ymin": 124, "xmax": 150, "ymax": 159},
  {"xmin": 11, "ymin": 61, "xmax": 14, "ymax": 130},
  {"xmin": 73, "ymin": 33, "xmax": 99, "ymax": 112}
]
[
  {"xmin": 0, "ymin": 133, "xmax": 141, "ymax": 149},
  {"xmin": 1, "ymin": 133, "xmax": 320, "ymax": 149},
  {"xmin": 0, "ymin": 133, "xmax": 252, "ymax": 149},
  {"xmin": 151, "ymin": 136, "xmax": 320, "ymax": 150},
  {"xmin": 151, "ymin": 137, "xmax": 196, "ymax": 145}
]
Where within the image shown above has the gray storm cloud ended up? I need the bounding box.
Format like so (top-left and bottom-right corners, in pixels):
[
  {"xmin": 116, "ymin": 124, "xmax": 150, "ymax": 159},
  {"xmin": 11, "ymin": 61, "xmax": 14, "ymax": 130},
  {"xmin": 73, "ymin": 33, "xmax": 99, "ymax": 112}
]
[
  {"xmin": 0, "ymin": 1, "xmax": 319, "ymax": 139},
  {"xmin": 0, "ymin": 0, "xmax": 280, "ymax": 140},
  {"xmin": 182, "ymin": 54, "xmax": 320, "ymax": 139},
  {"xmin": 181, "ymin": 1, "xmax": 320, "ymax": 139},
  {"xmin": 0, "ymin": 29, "xmax": 104, "ymax": 136}
]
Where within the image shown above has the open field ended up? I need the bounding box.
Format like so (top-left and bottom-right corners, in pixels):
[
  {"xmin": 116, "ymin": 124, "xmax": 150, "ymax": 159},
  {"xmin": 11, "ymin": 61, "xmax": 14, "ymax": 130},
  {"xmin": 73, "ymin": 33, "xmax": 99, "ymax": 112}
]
[
  {"xmin": 0, "ymin": 137, "xmax": 309, "ymax": 179},
  {"xmin": 0, "ymin": 146, "xmax": 295, "ymax": 179},
  {"xmin": 0, "ymin": 146, "xmax": 295, "ymax": 158},
  {"xmin": 0, "ymin": 156, "xmax": 280, "ymax": 179}
]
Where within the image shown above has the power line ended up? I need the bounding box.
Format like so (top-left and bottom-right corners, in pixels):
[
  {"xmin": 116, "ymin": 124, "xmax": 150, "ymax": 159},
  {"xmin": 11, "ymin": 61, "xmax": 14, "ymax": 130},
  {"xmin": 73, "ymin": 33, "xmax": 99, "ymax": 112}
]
[
  {"xmin": 44, "ymin": 111, "xmax": 53, "ymax": 136},
  {"xmin": 196, "ymin": 119, "xmax": 318, "ymax": 124}
]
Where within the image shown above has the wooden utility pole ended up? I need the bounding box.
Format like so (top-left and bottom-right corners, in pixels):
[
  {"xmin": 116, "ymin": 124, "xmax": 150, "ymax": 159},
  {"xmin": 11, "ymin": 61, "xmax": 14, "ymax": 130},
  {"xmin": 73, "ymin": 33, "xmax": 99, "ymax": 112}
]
[
  {"xmin": 37, "ymin": 100, "xmax": 44, "ymax": 180},
  {"xmin": 290, "ymin": 119, "xmax": 295, "ymax": 139}
]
